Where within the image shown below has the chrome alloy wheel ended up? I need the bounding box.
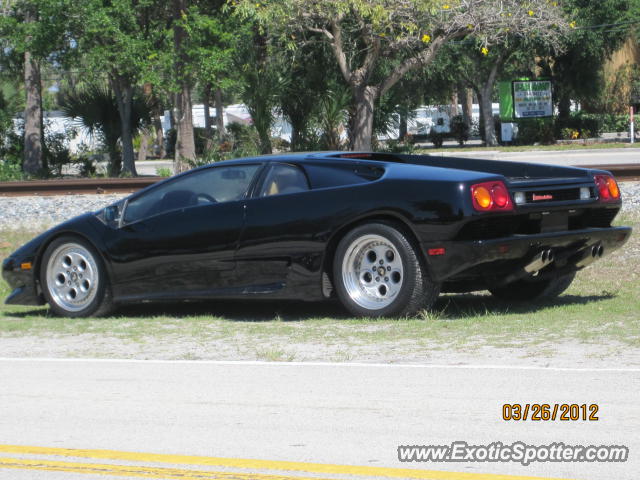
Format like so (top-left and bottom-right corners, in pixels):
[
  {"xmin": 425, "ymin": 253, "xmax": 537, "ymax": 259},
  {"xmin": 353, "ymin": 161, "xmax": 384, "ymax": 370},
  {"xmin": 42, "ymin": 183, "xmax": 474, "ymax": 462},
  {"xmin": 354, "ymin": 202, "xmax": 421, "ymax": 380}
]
[
  {"xmin": 341, "ymin": 234, "xmax": 404, "ymax": 310},
  {"xmin": 45, "ymin": 243, "xmax": 99, "ymax": 312}
]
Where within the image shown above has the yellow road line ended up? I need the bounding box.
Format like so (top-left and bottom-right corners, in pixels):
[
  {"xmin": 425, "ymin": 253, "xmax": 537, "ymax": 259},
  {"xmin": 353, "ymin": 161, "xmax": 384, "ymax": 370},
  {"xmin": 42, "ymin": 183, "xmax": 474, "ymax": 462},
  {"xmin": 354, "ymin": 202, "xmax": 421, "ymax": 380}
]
[
  {"xmin": 0, "ymin": 445, "xmax": 576, "ymax": 480},
  {"xmin": 0, "ymin": 457, "xmax": 333, "ymax": 480}
]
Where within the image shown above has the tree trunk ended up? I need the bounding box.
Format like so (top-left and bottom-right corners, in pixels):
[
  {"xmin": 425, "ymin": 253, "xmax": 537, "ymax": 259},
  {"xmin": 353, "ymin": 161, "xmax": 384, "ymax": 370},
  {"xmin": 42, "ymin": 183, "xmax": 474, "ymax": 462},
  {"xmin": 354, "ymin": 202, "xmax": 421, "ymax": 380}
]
[
  {"xmin": 450, "ymin": 91, "xmax": 458, "ymax": 117},
  {"xmin": 255, "ymin": 113, "xmax": 272, "ymax": 154},
  {"xmin": 111, "ymin": 75, "xmax": 137, "ymax": 176},
  {"xmin": 479, "ymin": 89, "xmax": 498, "ymax": 147},
  {"xmin": 473, "ymin": 88, "xmax": 485, "ymax": 142},
  {"xmin": 203, "ymin": 83, "xmax": 214, "ymax": 151},
  {"xmin": 137, "ymin": 131, "xmax": 149, "ymax": 163},
  {"xmin": 460, "ymin": 87, "xmax": 473, "ymax": 130},
  {"xmin": 351, "ymin": 86, "xmax": 378, "ymax": 151},
  {"xmin": 245, "ymin": 26, "xmax": 272, "ymax": 155},
  {"xmin": 214, "ymin": 87, "xmax": 225, "ymax": 139},
  {"xmin": 174, "ymin": 85, "xmax": 196, "ymax": 172},
  {"xmin": 143, "ymin": 83, "xmax": 165, "ymax": 159},
  {"xmin": 120, "ymin": 96, "xmax": 136, "ymax": 176},
  {"xmin": 557, "ymin": 92, "xmax": 571, "ymax": 119},
  {"xmin": 398, "ymin": 102, "xmax": 408, "ymax": 141},
  {"xmin": 290, "ymin": 122, "xmax": 302, "ymax": 151},
  {"xmin": 105, "ymin": 136, "xmax": 121, "ymax": 176},
  {"xmin": 154, "ymin": 117, "xmax": 165, "ymax": 159},
  {"xmin": 23, "ymin": 51, "xmax": 44, "ymax": 175},
  {"xmin": 173, "ymin": 0, "xmax": 196, "ymax": 173}
]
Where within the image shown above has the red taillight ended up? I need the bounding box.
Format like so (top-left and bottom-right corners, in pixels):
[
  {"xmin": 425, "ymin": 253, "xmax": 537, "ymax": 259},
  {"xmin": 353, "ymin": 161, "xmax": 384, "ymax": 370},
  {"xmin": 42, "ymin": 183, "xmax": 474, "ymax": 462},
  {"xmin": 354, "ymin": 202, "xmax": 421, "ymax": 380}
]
[
  {"xmin": 492, "ymin": 182, "xmax": 510, "ymax": 208},
  {"xmin": 471, "ymin": 181, "xmax": 514, "ymax": 212},
  {"xmin": 594, "ymin": 174, "xmax": 620, "ymax": 203}
]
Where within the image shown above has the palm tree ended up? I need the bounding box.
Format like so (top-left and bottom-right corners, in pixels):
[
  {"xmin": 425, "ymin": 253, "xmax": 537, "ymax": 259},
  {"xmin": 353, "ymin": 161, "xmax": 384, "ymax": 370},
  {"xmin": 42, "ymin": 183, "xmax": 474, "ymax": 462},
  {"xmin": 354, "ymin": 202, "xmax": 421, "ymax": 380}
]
[
  {"xmin": 60, "ymin": 83, "xmax": 153, "ymax": 176},
  {"xmin": 318, "ymin": 89, "xmax": 349, "ymax": 150}
]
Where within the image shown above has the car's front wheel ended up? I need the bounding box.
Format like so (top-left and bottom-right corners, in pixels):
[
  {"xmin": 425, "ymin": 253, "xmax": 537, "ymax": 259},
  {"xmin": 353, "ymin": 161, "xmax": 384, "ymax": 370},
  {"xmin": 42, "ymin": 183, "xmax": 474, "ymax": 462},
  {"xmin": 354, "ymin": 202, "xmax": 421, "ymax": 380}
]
[
  {"xmin": 333, "ymin": 223, "xmax": 439, "ymax": 317},
  {"xmin": 40, "ymin": 236, "xmax": 113, "ymax": 317},
  {"xmin": 489, "ymin": 272, "xmax": 576, "ymax": 301}
]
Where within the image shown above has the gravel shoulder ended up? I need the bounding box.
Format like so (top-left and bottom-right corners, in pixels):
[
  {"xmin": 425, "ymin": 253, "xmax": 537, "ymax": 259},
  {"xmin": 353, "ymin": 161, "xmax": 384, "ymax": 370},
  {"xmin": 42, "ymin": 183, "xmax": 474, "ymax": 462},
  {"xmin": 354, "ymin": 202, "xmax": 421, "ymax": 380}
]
[
  {"xmin": 1, "ymin": 329, "xmax": 638, "ymax": 368},
  {"xmin": 0, "ymin": 182, "xmax": 639, "ymax": 230}
]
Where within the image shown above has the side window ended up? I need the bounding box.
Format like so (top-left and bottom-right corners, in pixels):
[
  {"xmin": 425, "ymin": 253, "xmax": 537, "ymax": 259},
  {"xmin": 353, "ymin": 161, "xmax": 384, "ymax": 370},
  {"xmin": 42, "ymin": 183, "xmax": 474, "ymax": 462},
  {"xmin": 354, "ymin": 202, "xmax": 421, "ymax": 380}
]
[
  {"xmin": 259, "ymin": 164, "xmax": 310, "ymax": 197},
  {"xmin": 123, "ymin": 164, "xmax": 260, "ymax": 224}
]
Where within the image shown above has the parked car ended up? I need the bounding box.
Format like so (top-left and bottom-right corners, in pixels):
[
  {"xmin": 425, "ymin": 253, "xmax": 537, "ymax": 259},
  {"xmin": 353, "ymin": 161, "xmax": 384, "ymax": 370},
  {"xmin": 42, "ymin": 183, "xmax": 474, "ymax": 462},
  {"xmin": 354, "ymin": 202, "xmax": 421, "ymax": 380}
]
[{"xmin": 2, "ymin": 152, "xmax": 632, "ymax": 317}]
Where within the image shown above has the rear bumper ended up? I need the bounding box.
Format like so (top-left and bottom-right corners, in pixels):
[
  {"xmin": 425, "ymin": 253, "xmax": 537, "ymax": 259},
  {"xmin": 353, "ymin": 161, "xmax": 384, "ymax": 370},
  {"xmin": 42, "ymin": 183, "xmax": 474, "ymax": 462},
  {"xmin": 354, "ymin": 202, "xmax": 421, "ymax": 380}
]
[{"xmin": 423, "ymin": 226, "xmax": 632, "ymax": 282}]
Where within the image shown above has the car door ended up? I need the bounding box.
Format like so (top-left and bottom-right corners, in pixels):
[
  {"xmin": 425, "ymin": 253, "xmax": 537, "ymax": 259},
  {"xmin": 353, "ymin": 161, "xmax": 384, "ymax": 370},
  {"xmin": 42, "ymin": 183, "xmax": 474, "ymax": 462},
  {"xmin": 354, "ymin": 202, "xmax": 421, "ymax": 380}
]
[
  {"xmin": 236, "ymin": 163, "xmax": 325, "ymax": 294},
  {"xmin": 104, "ymin": 163, "xmax": 262, "ymax": 301}
]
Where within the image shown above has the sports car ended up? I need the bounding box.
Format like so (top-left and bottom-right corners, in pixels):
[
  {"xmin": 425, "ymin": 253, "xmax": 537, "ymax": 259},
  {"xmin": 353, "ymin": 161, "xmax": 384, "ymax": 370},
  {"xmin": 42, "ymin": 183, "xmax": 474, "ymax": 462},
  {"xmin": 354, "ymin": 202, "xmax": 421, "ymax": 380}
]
[{"xmin": 2, "ymin": 152, "xmax": 632, "ymax": 317}]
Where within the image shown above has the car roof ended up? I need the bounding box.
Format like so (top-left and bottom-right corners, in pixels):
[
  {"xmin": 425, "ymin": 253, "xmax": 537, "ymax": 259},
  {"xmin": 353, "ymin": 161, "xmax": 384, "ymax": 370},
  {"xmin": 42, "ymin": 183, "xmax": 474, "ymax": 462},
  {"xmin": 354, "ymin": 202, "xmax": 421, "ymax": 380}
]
[{"xmin": 208, "ymin": 152, "xmax": 406, "ymax": 167}]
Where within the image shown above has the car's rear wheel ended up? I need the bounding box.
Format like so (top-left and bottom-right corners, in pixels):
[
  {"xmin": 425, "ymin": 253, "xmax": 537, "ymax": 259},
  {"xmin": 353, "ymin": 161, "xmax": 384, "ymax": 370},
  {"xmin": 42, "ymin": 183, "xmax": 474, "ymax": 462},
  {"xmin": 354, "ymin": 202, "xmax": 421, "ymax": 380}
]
[
  {"xmin": 333, "ymin": 223, "xmax": 439, "ymax": 317},
  {"xmin": 489, "ymin": 272, "xmax": 576, "ymax": 301},
  {"xmin": 40, "ymin": 236, "xmax": 113, "ymax": 317}
]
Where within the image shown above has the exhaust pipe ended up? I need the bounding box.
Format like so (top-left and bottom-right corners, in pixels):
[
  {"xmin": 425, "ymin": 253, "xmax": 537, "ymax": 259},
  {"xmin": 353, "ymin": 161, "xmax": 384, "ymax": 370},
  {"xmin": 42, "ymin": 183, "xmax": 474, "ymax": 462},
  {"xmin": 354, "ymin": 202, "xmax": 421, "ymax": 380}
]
[
  {"xmin": 495, "ymin": 249, "xmax": 556, "ymax": 286},
  {"xmin": 576, "ymin": 244, "xmax": 604, "ymax": 268},
  {"xmin": 524, "ymin": 249, "xmax": 555, "ymax": 274},
  {"xmin": 498, "ymin": 244, "xmax": 605, "ymax": 287}
]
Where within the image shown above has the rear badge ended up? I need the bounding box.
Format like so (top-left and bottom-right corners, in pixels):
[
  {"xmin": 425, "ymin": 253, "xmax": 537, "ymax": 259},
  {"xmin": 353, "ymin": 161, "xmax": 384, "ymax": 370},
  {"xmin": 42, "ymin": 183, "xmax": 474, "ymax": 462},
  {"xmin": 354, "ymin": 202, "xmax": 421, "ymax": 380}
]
[{"xmin": 532, "ymin": 194, "xmax": 553, "ymax": 201}]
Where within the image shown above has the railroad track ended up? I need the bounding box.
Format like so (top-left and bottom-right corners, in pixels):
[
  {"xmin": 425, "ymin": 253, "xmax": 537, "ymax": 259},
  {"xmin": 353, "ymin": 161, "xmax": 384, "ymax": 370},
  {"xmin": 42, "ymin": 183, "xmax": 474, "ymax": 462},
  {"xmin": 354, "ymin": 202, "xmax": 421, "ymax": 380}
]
[
  {"xmin": 0, "ymin": 164, "xmax": 638, "ymax": 197},
  {"xmin": 576, "ymin": 164, "xmax": 640, "ymax": 182},
  {"xmin": 0, "ymin": 177, "xmax": 159, "ymax": 196}
]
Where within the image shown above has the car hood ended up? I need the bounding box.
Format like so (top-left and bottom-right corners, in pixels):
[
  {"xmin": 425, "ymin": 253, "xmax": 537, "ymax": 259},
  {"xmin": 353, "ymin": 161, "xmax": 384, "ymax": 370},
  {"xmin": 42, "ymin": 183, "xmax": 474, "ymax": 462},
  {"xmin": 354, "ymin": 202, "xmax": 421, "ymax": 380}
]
[{"xmin": 3, "ymin": 213, "xmax": 100, "ymax": 267}]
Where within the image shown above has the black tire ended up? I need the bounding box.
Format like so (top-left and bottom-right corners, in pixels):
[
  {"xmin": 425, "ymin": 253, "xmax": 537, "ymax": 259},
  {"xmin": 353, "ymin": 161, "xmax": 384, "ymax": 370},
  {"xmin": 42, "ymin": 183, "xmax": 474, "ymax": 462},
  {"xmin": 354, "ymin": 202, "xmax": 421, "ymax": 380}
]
[
  {"xmin": 40, "ymin": 235, "xmax": 113, "ymax": 317},
  {"xmin": 489, "ymin": 272, "xmax": 576, "ymax": 301},
  {"xmin": 333, "ymin": 222, "xmax": 440, "ymax": 317}
]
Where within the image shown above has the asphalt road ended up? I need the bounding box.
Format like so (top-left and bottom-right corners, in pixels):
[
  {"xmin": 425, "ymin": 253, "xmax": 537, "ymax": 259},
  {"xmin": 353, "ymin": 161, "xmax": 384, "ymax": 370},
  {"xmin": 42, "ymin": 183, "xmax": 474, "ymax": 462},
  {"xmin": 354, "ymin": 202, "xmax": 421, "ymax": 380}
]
[
  {"xmin": 0, "ymin": 359, "xmax": 638, "ymax": 480},
  {"xmin": 437, "ymin": 147, "xmax": 640, "ymax": 166}
]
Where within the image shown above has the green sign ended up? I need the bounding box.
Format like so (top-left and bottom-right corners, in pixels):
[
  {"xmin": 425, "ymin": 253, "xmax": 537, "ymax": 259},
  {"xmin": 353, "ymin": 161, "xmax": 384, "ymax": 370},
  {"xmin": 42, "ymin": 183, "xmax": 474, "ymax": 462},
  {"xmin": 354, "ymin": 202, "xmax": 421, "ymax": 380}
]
[
  {"xmin": 499, "ymin": 79, "xmax": 553, "ymax": 121},
  {"xmin": 499, "ymin": 82, "xmax": 514, "ymax": 121}
]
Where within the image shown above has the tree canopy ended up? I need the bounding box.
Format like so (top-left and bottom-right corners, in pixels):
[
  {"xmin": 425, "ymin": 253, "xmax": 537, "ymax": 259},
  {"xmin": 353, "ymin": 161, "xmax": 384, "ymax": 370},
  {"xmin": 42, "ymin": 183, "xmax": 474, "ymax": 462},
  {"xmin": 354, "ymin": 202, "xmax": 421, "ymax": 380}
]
[
  {"xmin": 233, "ymin": 0, "xmax": 570, "ymax": 149},
  {"xmin": 0, "ymin": 0, "xmax": 638, "ymax": 177}
]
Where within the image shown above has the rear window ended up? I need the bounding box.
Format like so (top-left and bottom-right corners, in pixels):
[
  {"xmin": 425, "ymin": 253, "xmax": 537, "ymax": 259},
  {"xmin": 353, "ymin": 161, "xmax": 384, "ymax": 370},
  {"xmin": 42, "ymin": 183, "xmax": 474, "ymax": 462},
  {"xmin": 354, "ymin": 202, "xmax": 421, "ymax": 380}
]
[{"xmin": 304, "ymin": 163, "xmax": 384, "ymax": 189}]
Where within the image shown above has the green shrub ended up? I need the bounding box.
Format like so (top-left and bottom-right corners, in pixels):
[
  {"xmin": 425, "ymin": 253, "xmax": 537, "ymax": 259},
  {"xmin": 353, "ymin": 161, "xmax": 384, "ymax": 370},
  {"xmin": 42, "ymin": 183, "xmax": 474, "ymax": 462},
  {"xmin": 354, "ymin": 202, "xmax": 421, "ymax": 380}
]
[
  {"xmin": 516, "ymin": 118, "xmax": 555, "ymax": 145},
  {"xmin": 576, "ymin": 114, "xmax": 602, "ymax": 138},
  {"xmin": 224, "ymin": 122, "xmax": 261, "ymax": 158},
  {"xmin": 0, "ymin": 98, "xmax": 23, "ymax": 171},
  {"xmin": 600, "ymin": 114, "xmax": 630, "ymax": 133},
  {"xmin": 156, "ymin": 167, "xmax": 172, "ymax": 177},
  {"xmin": 271, "ymin": 136, "xmax": 291, "ymax": 152},
  {"xmin": 382, "ymin": 139, "xmax": 416, "ymax": 154},
  {"xmin": 0, "ymin": 157, "xmax": 23, "ymax": 181},
  {"xmin": 165, "ymin": 128, "xmax": 176, "ymax": 158},
  {"xmin": 449, "ymin": 115, "xmax": 469, "ymax": 146},
  {"xmin": 188, "ymin": 122, "xmax": 261, "ymax": 168},
  {"xmin": 45, "ymin": 131, "xmax": 73, "ymax": 177},
  {"xmin": 74, "ymin": 156, "xmax": 97, "ymax": 177},
  {"xmin": 428, "ymin": 128, "xmax": 445, "ymax": 148},
  {"xmin": 554, "ymin": 112, "xmax": 603, "ymax": 140},
  {"xmin": 560, "ymin": 128, "xmax": 580, "ymax": 140}
]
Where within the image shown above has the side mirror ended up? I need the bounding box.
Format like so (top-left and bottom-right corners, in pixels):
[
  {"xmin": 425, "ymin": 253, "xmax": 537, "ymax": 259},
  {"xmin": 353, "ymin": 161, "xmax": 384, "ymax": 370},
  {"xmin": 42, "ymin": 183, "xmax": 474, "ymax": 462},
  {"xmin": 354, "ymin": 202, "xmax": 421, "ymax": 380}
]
[{"xmin": 104, "ymin": 205, "xmax": 119, "ymax": 222}]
